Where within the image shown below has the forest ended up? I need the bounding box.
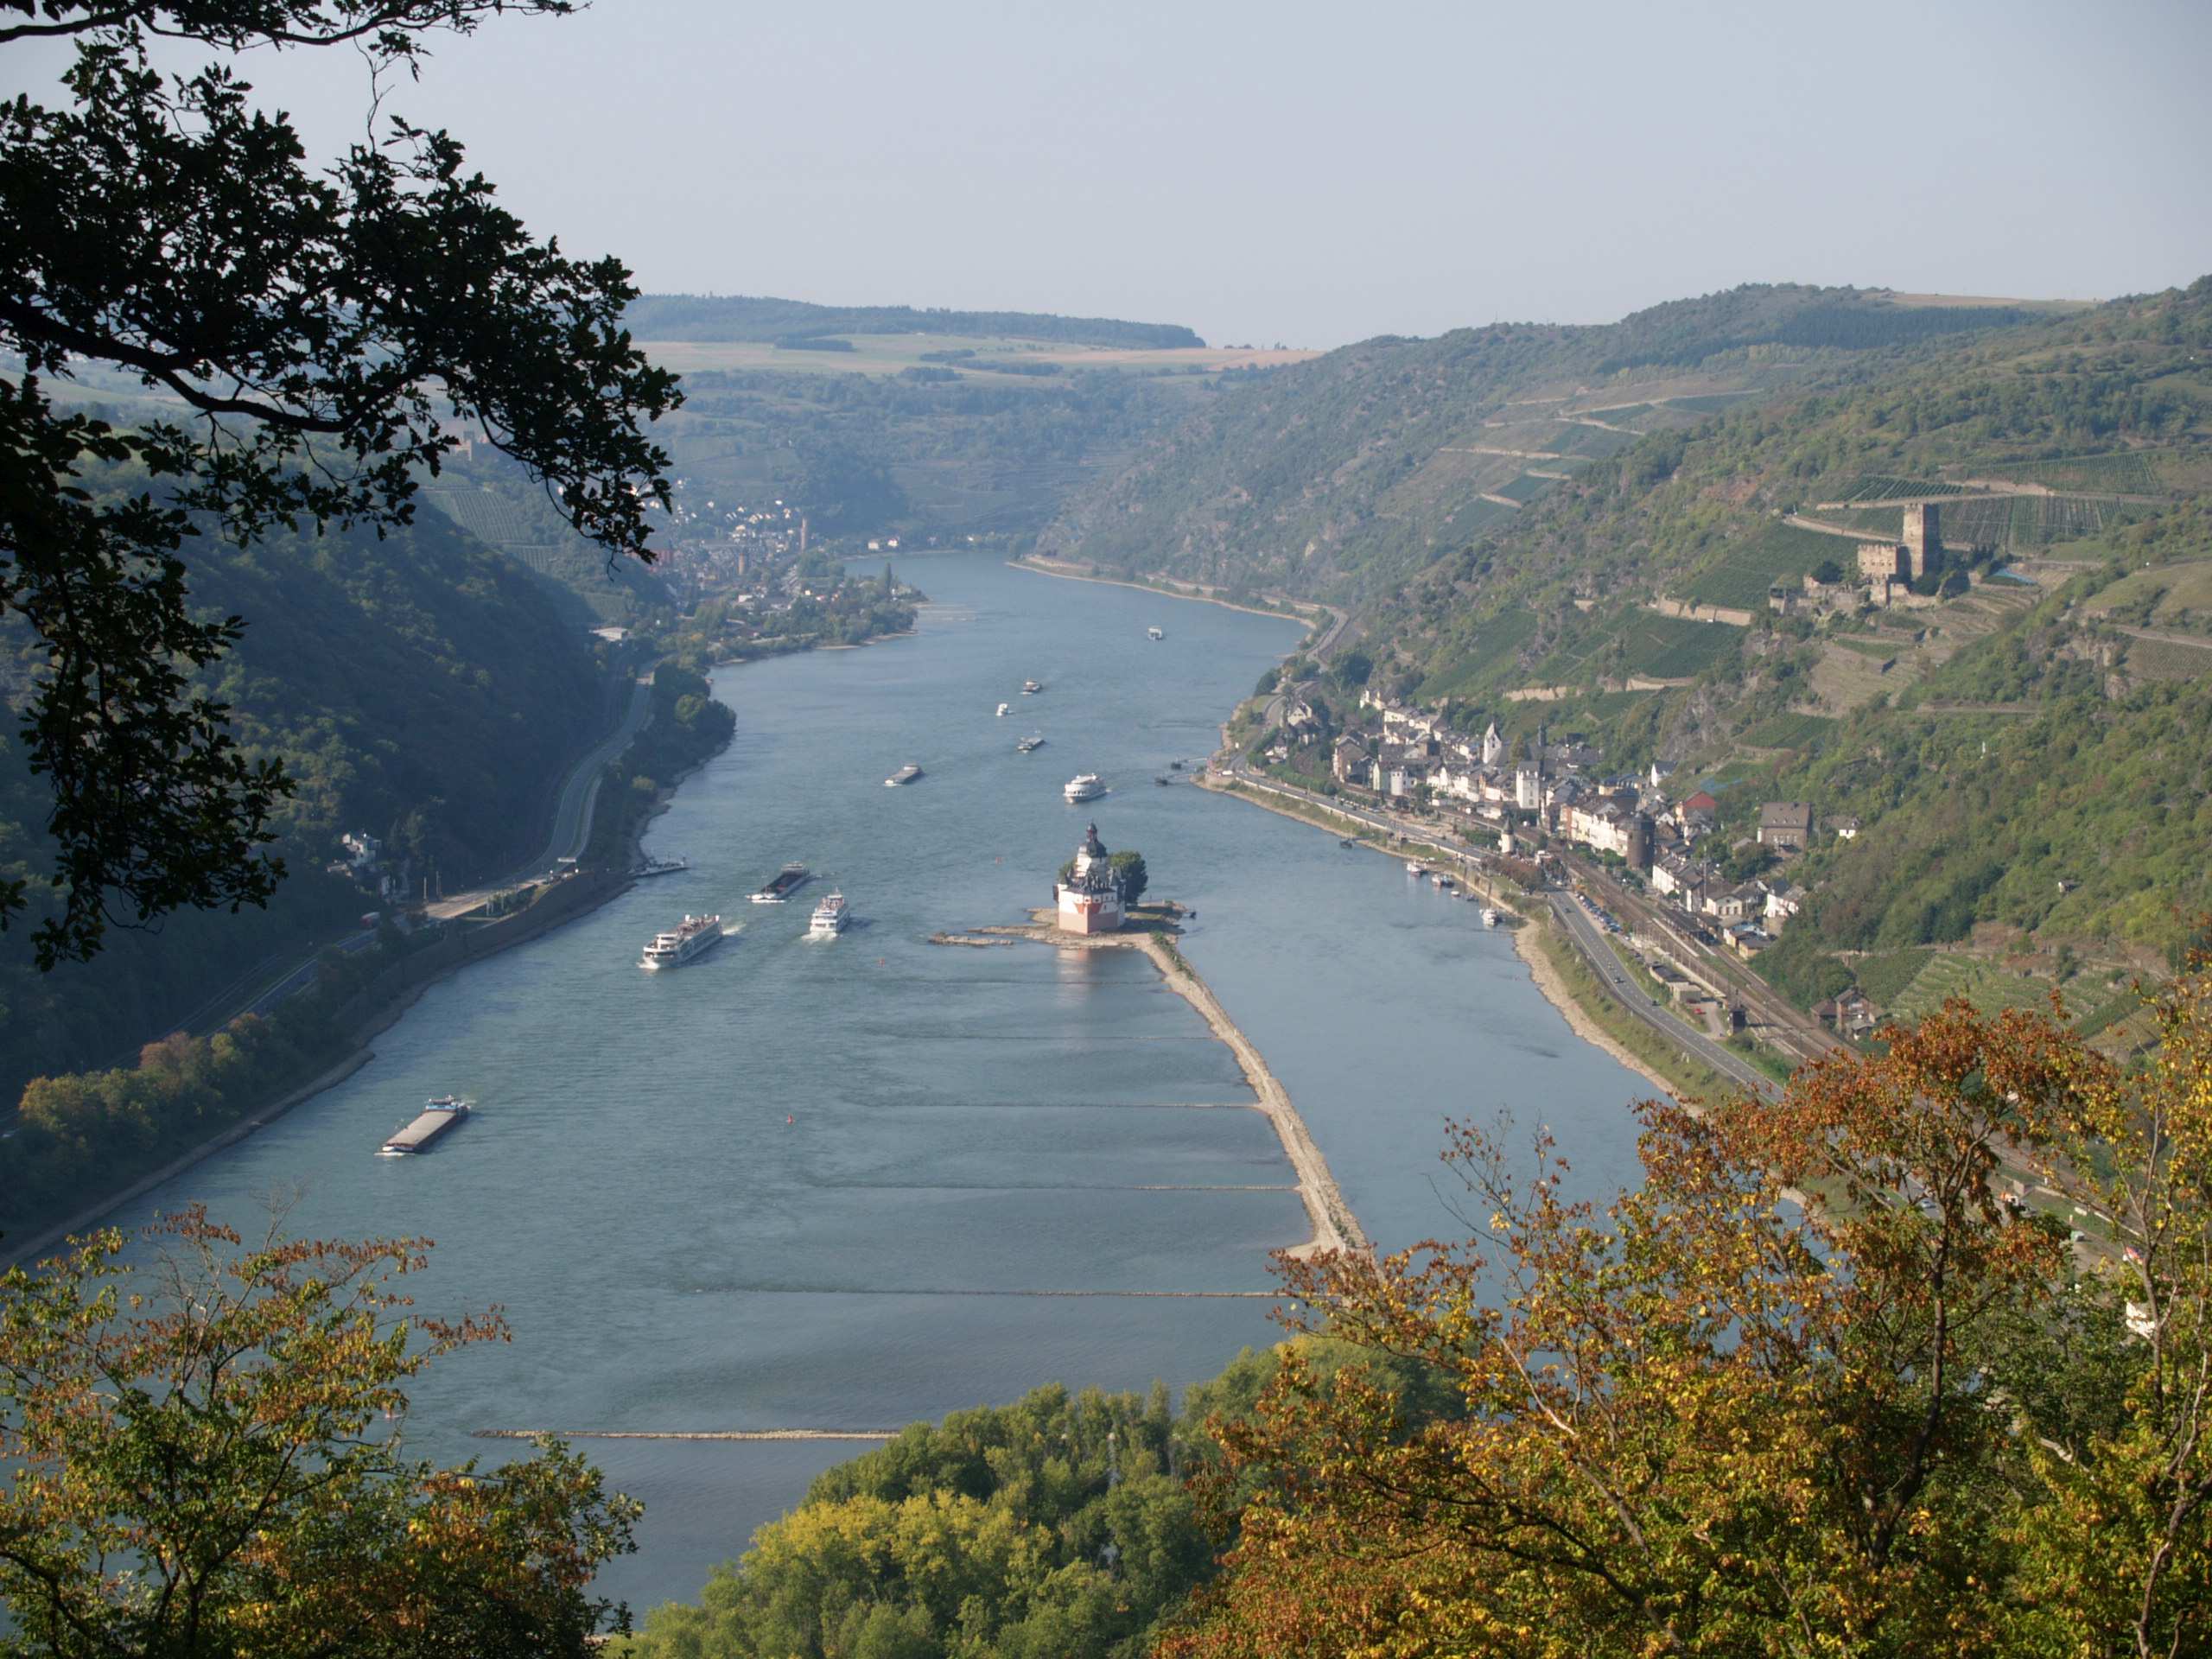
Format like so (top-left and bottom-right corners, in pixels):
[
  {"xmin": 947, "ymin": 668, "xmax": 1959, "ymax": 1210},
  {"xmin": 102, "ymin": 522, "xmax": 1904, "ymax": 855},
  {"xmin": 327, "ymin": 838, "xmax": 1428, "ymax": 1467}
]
[{"xmin": 0, "ymin": 505, "xmax": 609, "ymax": 1110}]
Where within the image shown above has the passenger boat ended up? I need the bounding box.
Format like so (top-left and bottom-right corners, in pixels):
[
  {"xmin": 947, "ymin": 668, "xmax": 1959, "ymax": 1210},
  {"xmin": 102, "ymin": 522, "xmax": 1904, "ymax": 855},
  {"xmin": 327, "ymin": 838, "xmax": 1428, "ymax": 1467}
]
[
  {"xmin": 751, "ymin": 862, "xmax": 809, "ymax": 904},
  {"xmin": 630, "ymin": 855, "xmax": 688, "ymax": 879},
  {"xmin": 805, "ymin": 891, "xmax": 849, "ymax": 941},
  {"xmin": 1481, "ymin": 906, "xmax": 1501, "ymax": 928},
  {"xmin": 885, "ymin": 764, "xmax": 924, "ymax": 787},
  {"xmin": 378, "ymin": 1096, "xmax": 471, "ymax": 1157},
  {"xmin": 641, "ymin": 913, "xmax": 723, "ymax": 969},
  {"xmin": 1063, "ymin": 773, "xmax": 1105, "ymax": 803},
  {"xmin": 1015, "ymin": 734, "xmax": 1044, "ymax": 753},
  {"xmin": 1405, "ymin": 861, "xmax": 1425, "ymax": 877}
]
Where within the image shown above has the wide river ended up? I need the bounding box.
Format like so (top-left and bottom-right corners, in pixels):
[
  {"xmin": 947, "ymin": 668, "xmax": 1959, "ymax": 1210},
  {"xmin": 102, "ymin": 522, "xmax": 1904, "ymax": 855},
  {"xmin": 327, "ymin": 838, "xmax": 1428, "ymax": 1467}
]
[{"xmin": 99, "ymin": 556, "xmax": 1651, "ymax": 1611}]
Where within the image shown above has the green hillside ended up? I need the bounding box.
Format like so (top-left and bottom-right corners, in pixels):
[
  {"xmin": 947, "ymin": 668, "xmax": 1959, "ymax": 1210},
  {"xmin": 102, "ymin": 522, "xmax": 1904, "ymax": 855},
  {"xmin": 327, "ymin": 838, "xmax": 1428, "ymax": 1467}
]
[
  {"xmin": 650, "ymin": 364, "xmax": 1217, "ymax": 543},
  {"xmin": 0, "ymin": 507, "xmax": 610, "ymax": 1105},
  {"xmin": 1035, "ymin": 284, "xmax": 2062, "ymax": 599},
  {"xmin": 1062, "ymin": 277, "xmax": 2212, "ymax": 988}
]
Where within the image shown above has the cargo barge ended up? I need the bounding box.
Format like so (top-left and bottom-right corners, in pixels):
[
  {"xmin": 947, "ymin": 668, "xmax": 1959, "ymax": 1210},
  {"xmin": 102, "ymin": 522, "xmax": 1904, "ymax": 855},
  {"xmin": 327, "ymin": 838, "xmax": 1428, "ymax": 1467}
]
[
  {"xmin": 378, "ymin": 1096, "xmax": 472, "ymax": 1157},
  {"xmin": 750, "ymin": 862, "xmax": 810, "ymax": 904}
]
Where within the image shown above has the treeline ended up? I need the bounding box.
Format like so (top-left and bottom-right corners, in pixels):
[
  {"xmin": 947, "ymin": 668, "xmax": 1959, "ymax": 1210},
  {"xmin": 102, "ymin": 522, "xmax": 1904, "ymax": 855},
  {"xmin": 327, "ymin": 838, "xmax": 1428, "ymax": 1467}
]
[
  {"xmin": 0, "ymin": 930, "xmax": 412, "ymax": 1236},
  {"xmin": 625, "ymin": 294, "xmax": 1205, "ymax": 350},
  {"xmin": 1593, "ymin": 284, "xmax": 2039, "ymax": 372},
  {"xmin": 581, "ymin": 664, "xmax": 737, "ymax": 869},
  {"xmin": 621, "ymin": 1343, "xmax": 1453, "ymax": 1659}
]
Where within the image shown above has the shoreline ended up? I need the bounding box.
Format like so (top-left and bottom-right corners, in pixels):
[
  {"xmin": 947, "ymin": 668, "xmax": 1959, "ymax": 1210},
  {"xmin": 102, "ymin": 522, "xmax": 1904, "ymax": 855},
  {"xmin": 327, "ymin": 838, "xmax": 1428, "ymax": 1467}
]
[
  {"xmin": 1190, "ymin": 764, "xmax": 1683, "ymax": 1100},
  {"xmin": 5, "ymin": 674, "xmax": 735, "ymax": 1264},
  {"xmin": 1510, "ymin": 920, "xmax": 1673, "ymax": 1096},
  {"xmin": 1006, "ymin": 556, "xmax": 1320, "ymax": 628},
  {"xmin": 969, "ymin": 914, "xmax": 1367, "ymax": 1261}
]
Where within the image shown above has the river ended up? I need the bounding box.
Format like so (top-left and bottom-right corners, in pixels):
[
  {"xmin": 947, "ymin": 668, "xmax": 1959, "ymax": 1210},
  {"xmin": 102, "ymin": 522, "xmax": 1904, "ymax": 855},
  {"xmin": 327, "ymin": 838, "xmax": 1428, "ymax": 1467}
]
[{"xmin": 92, "ymin": 556, "xmax": 1651, "ymax": 1612}]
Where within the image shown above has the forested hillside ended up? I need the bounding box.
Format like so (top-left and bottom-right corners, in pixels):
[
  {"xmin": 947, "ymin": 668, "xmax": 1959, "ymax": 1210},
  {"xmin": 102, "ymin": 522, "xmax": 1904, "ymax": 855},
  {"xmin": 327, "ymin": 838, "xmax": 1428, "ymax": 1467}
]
[
  {"xmin": 655, "ymin": 365, "xmax": 1208, "ymax": 542},
  {"xmin": 0, "ymin": 508, "xmax": 608, "ymax": 1104},
  {"xmin": 1035, "ymin": 285, "xmax": 2087, "ymax": 601},
  {"xmin": 625, "ymin": 294, "xmax": 1203, "ymax": 349},
  {"xmin": 1050, "ymin": 277, "xmax": 2212, "ymax": 1000}
]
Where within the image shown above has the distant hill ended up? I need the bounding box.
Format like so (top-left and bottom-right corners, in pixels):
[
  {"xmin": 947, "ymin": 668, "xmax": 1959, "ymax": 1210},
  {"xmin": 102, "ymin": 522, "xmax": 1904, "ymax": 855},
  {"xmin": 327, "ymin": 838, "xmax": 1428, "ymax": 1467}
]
[
  {"xmin": 625, "ymin": 293, "xmax": 1205, "ymax": 351},
  {"xmin": 1035, "ymin": 284, "xmax": 2059, "ymax": 601}
]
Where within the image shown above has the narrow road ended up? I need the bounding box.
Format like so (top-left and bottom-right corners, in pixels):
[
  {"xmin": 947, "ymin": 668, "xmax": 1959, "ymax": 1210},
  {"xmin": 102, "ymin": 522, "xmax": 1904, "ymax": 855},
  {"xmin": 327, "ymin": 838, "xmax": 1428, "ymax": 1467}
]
[
  {"xmin": 1545, "ymin": 890, "xmax": 1773, "ymax": 1096},
  {"xmin": 427, "ymin": 675, "xmax": 653, "ymax": 919}
]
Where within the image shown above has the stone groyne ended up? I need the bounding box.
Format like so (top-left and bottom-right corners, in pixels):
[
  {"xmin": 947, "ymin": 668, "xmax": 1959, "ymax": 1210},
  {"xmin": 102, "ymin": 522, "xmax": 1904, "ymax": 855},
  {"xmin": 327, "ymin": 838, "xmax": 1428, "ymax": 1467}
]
[{"xmin": 951, "ymin": 914, "xmax": 1370, "ymax": 1261}]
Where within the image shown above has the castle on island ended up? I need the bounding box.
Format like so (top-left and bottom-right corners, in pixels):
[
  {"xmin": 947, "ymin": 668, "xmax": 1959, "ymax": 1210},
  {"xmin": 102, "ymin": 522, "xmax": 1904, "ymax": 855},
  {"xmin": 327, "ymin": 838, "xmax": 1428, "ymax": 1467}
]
[{"xmin": 1055, "ymin": 823, "xmax": 1123, "ymax": 935}]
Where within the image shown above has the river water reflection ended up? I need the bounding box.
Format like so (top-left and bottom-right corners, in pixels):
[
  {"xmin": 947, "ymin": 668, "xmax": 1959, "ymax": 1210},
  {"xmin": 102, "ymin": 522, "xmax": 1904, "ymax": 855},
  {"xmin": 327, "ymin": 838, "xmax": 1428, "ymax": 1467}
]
[{"xmin": 97, "ymin": 556, "xmax": 1649, "ymax": 1610}]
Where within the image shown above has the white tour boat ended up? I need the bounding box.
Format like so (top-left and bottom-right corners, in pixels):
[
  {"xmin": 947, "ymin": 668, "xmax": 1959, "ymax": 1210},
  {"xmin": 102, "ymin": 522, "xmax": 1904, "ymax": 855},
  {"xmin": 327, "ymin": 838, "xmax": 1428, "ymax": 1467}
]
[
  {"xmin": 805, "ymin": 891, "xmax": 850, "ymax": 940},
  {"xmin": 1481, "ymin": 906, "xmax": 1501, "ymax": 928},
  {"xmin": 641, "ymin": 913, "xmax": 723, "ymax": 970},
  {"xmin": 1063, "ymin": 773, "xmax": 1105, "ymax": 803}
]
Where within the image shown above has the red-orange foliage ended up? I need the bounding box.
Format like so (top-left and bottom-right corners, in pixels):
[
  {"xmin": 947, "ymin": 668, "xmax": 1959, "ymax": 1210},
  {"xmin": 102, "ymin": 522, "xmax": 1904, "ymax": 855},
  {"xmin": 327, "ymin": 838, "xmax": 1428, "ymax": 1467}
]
[{"xmin": 1161, "ymin": 968, "xmax": 2212, "ymax": 1657}]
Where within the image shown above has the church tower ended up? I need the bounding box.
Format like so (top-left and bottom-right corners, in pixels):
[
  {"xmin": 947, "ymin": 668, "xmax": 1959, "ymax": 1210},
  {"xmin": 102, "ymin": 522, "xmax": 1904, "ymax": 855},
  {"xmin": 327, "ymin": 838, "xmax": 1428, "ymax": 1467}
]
[{"xmin": 1481, "ymin": 719, "xmax": 1504, "ymax": 767}]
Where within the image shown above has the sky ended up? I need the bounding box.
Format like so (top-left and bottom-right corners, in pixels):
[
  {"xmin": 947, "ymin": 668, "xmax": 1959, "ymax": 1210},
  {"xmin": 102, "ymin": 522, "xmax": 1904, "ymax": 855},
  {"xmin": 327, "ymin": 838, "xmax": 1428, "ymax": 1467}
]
[{"xmin": 11, "ymin": 0, "xmax": 2212, "ymax": 348}]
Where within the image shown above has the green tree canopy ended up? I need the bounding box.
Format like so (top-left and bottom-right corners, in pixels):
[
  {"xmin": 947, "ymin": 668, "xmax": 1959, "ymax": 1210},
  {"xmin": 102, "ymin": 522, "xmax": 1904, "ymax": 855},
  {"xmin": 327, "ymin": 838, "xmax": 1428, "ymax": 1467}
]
[
  {"xmin": 0, "ymin": 1207, "xmax": 639, "ymax": 1655},
  {"xmin": 1109, "ymin": 849, "xmax": 1148, "ymax": 906},
  {"xmin": 1, "ymin": 0, "xmax": 679, "ymax": 968}
]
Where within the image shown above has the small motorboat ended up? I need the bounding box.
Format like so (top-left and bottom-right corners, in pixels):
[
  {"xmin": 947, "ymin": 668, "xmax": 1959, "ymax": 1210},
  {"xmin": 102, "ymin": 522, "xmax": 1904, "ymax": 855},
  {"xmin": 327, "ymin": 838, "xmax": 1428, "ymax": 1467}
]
[{"xmin": 996, "ymin": 702, "xmax": 1010, "ymax": 717}]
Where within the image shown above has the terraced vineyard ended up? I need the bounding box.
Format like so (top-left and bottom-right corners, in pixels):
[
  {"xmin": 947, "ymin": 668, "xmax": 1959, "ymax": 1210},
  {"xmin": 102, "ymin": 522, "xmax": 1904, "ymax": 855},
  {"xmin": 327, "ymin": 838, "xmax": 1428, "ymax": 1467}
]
[
  {"xmin": 1497, "ymin": 472, "xmax": 1560, "ymax": 504},
  {"xmin": 1833, "ymin": 475, "xmax": 1973, "ymax": 503},
  {"xmin": 1887, "ymin": 954, "xmax": 2054, "ymax": 1022},
  {"xmin": 1681, "ymin": 519, "xmax": 1852, "ymax": 609},
  {"xmin": 423, "ymin": 487, "xmax": 538, "ymax": 545},
  {"xmin": 1988, "ymin": 450, "xmax": 2166, "ymax": 494},
  {"xmin": 1932, "ymin": 494, "xmax": 2017, "ymax": 551},
  {"xmin": 2011, "ymin": 493, "xmax": 2116, "ymax": 543}
]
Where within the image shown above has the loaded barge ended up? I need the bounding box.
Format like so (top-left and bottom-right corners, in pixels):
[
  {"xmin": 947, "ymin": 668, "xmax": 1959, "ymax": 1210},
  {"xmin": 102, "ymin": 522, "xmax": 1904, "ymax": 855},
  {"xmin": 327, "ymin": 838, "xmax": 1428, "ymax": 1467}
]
[
  {"xmin": 750, "ymin": 862, "xmax": 810, "ymax": 904},
  {"xmin": 378, "ymin": 1096, "xmax": 472, "ymax": 1157}
]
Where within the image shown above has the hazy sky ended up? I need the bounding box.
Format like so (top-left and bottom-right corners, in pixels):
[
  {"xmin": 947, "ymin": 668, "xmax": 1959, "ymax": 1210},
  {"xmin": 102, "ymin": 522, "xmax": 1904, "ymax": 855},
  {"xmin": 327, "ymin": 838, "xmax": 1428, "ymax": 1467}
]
[{"xmin": 14, "ymin": 0, "xmax": 2212, "ymax": 346}]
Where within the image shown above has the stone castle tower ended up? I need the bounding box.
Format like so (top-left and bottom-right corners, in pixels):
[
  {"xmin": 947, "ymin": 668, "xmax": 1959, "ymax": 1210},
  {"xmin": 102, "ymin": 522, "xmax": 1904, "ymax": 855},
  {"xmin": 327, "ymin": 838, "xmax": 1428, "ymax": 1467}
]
[{"xmin": 1903, "ymin": 503, "xmax": 1943, "ymax": 579}]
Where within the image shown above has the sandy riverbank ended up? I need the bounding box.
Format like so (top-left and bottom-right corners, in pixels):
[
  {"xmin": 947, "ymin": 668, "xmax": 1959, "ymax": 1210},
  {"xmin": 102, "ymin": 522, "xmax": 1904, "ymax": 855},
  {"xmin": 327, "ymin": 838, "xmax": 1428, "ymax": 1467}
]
[
  {"xmin": 1007, "ymin": 557, "xmax": 1319, "ymax": 627},
  {"xmin": 1511, "ymin": 922, "xmax": 1672, "ymax": 1096},
  {"xmin": 964, "ymin": 914, "xmax": 1367, "ymax": 1261}
]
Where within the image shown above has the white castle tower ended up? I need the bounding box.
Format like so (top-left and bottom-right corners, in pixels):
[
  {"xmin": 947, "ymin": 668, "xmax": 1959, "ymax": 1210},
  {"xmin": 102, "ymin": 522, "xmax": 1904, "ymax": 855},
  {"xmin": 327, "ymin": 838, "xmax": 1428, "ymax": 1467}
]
[{"xmin": 1055, "ymin": 823, "xmax": 1123, "ymax": 935}]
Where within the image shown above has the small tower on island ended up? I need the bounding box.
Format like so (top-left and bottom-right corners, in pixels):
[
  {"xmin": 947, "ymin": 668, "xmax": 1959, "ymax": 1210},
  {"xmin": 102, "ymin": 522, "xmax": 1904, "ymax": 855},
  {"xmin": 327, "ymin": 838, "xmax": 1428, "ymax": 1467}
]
[{"xmin": 1055, "ymin": 823, "xmax": 1124, "ymax": 935}]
